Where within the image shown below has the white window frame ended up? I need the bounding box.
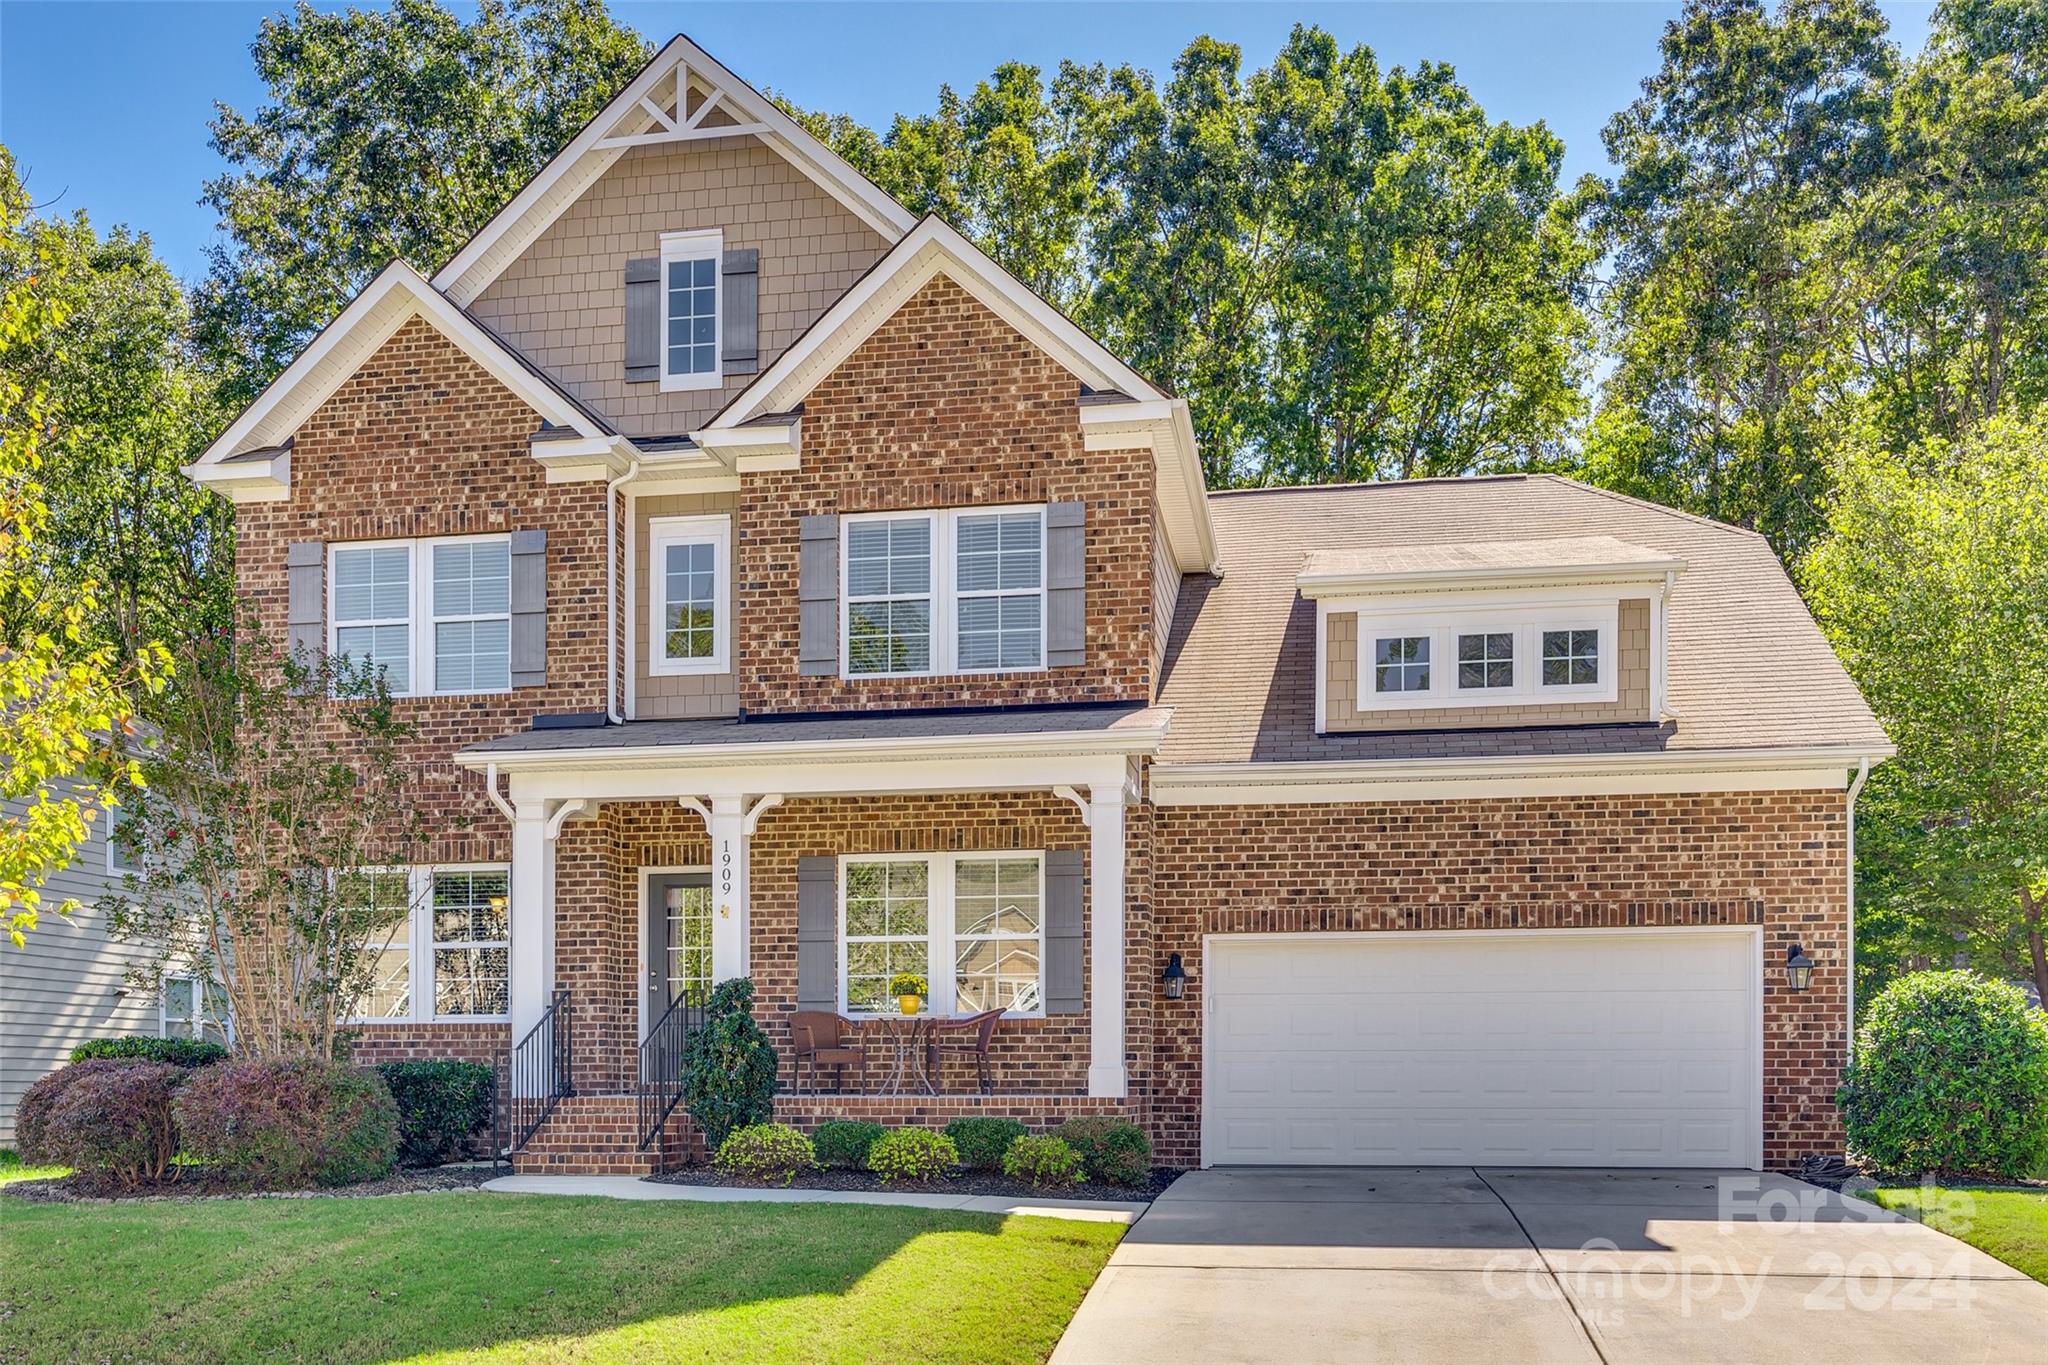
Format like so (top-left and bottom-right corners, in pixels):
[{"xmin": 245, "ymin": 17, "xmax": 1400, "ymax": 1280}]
[
  {"xmin": 328, "ymin": 534, "xmax": 511, "ymax": 699},
  {"xmin": 1354, "ymin": 599, "xmax": 1620, "ymax": 711},
  {"xmin": 647, "ymin": 514, "xmax": 731, "ymax": 676},
  {"xmin": 837, "ymin": 851, "xmax": 1046, "ymax": 1020},
  {"xmin": 160, "ymin": 974, "xmax": 229, "ymax": 1043},
  {"xmin": 659, "ymin": 228, "xmax": 724, "ymax": 393},
  {"xmin": 106, "ymin": 808, "xmax": 141, "ymax": 876},
  {"xmin": 840, "ymin": 505, "xmax": 1048, "ymax": 679},
  {"xmin": 344, "ymin": 864, "xmax": 511, "ymax": 1024}
]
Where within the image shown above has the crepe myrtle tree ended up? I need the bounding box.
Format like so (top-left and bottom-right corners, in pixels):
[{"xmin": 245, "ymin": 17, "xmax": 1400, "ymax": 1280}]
[{"xmin": 100, "ymin": 629, "xmax": 440, "ymax": 1058}]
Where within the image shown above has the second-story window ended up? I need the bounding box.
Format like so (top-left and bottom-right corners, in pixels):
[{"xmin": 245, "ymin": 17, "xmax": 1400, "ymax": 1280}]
[
  {"xmin": 330, "ymin": 535, "xmax": 510, "ymax": 697},
  {"xmin": 843, "ymin": 506, "xmax": 1046, "ymax": 678},
  {"xmin": 648, "ymin": 514, "xmax": 730, "ymax": 675},
  {"xmin": 661, "ymin": 228, "xmax": 722, "ymax": 392}
]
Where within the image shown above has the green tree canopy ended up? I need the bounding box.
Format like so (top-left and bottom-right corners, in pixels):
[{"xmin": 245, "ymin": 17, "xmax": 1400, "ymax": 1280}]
[
  {"xmin": 1800, "ymin": 417, "xmax": 2048, "ymax": 1005},
  {"xmin": 195, "ymin": 0, "xmax": 648, "ymax": 403}
]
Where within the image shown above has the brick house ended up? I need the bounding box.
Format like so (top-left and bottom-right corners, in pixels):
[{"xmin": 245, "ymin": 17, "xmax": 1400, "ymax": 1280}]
[{"xmin": 186, "ymin": 36, "xmax": 1892, "ymax": 1174}]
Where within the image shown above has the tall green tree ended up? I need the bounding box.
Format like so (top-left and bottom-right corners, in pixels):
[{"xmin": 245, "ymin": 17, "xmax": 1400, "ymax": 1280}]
[
  {"xmin": 0, "ymin": 147, "xmax": 168, "ymax": 945},
  {"xmin": 196, "ymin": 0, "xmax": 647, "ymax": 403},
  {"xmin": 1800, "ymin": 418, "xmax": 2048, "ymax": 1007},
  {"xmin": 1585, "ymin": 0, "xmax": 1898, "ymax": 557}
]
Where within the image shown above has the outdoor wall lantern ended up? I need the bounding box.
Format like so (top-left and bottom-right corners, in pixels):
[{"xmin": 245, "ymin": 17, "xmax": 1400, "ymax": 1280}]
[
  {"xmin": 1784, "ymin": 944, "xmax": 1815, "ymax": 993},
  {"xmin": 1161, "ymin": 952, "xmax": 1187, "ymax": 1000}
]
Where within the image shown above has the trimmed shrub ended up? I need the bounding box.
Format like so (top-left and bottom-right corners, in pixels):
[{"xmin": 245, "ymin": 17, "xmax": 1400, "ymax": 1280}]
[
  {"xmin": 1002, "ymin": 1134, "xmax": 1084, "ymax": 1188},
  {"xmin": 715, "ymin": 1123, "xmax": 816, "ymax": 1185},
  {"xmin": 867, "ymin": 1127, "xmax": 957, "ymax": 1183},
  {"xmin": 177, "ymin": 1060, "xmax": 399, "ymax": 1188},
  {"xmin": 945, "ymin": 1116, "xmax": 1028, "ymax": 1171},
  {"xmin": 1838, "ymin": 970, "xmax": 2048, "ymax": 1178},
  {"xmin": 1056, "ymin": 1117, "xmax": 1151, "ymax": 1186},
  {"xmin": 16, "ymin": 1059, "xmax": 148, "ymax": 1161},
  {"xmin": 812, "ymin": 1119, "xmax": 886, "ymax": 1170},
  {"xmin": 20, "ymin": 1061, "xmax": 181, "ymax": 1187},
  {"xmin": 681, "ymin": 978, "xmax": 779, "ymax": 1151},
  {"xmin": 70, "ymin": 1036, "xmax": 229, "ymax": 1068},
  {"xmin": 375, "ymin": 1061, "xmax": 495, "ymax": 1166}
]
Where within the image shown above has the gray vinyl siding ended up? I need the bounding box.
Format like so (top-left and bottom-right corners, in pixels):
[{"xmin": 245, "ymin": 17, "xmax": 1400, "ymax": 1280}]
[{"xmin": 0, "ymin": 797, "xmax": 161, "ymax": 1144}]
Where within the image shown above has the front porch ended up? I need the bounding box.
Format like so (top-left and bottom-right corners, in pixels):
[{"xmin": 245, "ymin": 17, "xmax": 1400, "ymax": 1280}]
[{"xmin": 461, "ymin": 710, "xmax": 1166, "ymax": 1171}]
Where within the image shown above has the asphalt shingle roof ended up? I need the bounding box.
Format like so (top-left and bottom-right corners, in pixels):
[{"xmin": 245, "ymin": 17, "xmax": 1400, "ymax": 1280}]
[{"xmin": 1155, "ymin": 474, "xmax": 1888, "ymax": 765}]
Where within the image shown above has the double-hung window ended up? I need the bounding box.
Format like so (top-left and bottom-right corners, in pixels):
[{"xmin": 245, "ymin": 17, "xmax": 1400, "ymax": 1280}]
[
  {"xmin": 329, "ymin": 535, "xmax": 510, "ymax": 697},
  {"xmin": 161, "ymin": 976, "xmax": 229, "ymax": 1043},
  {"xmin": 660, "ymin": 228, "xmax": 722, "ymax": 392},
  {"xmin": 840, "ymin": 852, "xmax": 1045, "ymax": 1017},
  {"xmin": 843, "ymin": 506, "xmax": 1045, "ymax": 677},
  {"xmin": 345, "ymin": 866, "xmax": 509, "ymax": 1023},
  {"xmin": 648, "ymin": 514, "xmax": 730, "ymax": 674}
]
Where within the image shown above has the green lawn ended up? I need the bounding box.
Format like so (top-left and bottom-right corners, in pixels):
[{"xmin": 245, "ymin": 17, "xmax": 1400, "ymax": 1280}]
[
  {"xmin": 0, "ymin": 1191, "xmax": 1122, "ymax": 1363},
  {"xmin": 1874, "ymin": 1186, "xmax": 2048, "ymax": 1283},
  {"xmin": 0, "ymin": 1149, "xmax": 66, "ymax": 1185}
]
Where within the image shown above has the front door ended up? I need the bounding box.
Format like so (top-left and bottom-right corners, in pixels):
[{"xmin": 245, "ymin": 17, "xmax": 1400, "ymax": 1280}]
[{"xmin": 643, "ymin": 871, "xmax": 713, "ymax": 1038}]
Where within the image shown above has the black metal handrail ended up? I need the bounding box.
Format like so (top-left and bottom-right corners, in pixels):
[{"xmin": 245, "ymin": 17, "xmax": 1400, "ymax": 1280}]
[
  {"xmin": 501, "ymin": 989, "xmax": 573, "ymax": 1157},
  {"xmin": 637, "ymin": 993, "xmax": 702, "ymax": 1161}
]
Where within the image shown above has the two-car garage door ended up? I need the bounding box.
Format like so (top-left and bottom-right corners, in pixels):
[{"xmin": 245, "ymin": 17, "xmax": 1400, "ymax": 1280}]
[{"xmin": 1203, "ymin": 930, "xmax": 1761, "ymax": 1169}]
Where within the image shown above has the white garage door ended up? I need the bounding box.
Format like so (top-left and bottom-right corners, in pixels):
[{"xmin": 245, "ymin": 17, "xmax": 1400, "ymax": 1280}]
[{"xmin": 1204, "ymin": 930, "xmax": 1760, "ymax": 1168}]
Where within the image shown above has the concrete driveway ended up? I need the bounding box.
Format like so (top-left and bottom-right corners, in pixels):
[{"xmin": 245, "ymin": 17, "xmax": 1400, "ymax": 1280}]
[{"xmin": 1052, "ymin": 1167, "xmax": 2048, "ymax": 1364}]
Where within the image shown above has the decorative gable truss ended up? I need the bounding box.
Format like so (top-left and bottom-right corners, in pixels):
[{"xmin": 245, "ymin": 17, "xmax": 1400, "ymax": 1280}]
[{"xmin": 184, "ymin": 260, "xmax": 621, "ymax": 504}]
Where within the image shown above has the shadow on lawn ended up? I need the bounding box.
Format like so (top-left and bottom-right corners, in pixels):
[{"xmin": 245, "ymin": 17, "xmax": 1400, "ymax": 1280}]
[{"xmin": 1, "ymin": 1190, "xmax": 1111, "ymax": 1364}]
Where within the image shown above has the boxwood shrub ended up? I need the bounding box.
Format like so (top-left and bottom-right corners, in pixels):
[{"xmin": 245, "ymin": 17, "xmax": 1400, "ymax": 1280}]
[
  {"xmin": 1002, "ymin": 1134, "xmax": 1083, "ymax": 1188},
  {"xmin": 1055, "ymin": 1117, "xmax": 1151, "ymax": 1186},
  {"xmin": 177, "ymin": 1060, "xmax": 399, "ymax": 1188},
  {"xmin": 18, "ymin": 1060, "xmax": 182, "ymax": 1187},
  {"xmin": 1838, "ymin": 970, "xmax": 2048, "ymax": 1178},
  {"xmin": 867, "ymin": 1127, "xmax": 957, "ymax": 1183},
  {"xmin": 812, "ymin": 1119, "xmax": 885, "ymax": 1170},
  {"xmin": 944, "ymin": 1116, "xmax": 1028, "ymax": 1171},
  {"xmin": 715, "ymin": 1123, "xmax": 816, "ymax": 1185},
  {"xmin": 70, "ymin": 1036, "xmax": 228, "ymax": 1068},
  {"xmin": 374, "ymin": 1061, "xmax": 495, "ymax": 1166}
]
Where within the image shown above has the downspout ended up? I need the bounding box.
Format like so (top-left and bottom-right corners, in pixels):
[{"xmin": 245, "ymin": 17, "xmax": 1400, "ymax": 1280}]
[
  {"xmin": 1845, "ymin": 755, "xmax": 1871, "ymax": 1050},
  {"xmin": 604, "ymin": 455, "xmax": 641, "ymax": 725}
]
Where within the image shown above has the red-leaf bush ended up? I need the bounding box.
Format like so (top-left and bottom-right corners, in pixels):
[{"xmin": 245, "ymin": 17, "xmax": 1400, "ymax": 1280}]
[
  {"xmin": 176, "ymin": 1059, "xmax": 399, "ymax": 1187},
  {"xmin": 18, "ymin": 1060, "xmax": 182, "ymax": 1188}
]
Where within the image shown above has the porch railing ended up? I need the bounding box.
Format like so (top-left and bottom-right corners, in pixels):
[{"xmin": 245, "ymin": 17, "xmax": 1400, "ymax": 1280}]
[
  {"xmin": 500, "ymin": 989, "xmax": 573, "ymax": 1159},
  {"xmin": 637, "ymin": 993, "xmax": 703, "ymax": 1161}
]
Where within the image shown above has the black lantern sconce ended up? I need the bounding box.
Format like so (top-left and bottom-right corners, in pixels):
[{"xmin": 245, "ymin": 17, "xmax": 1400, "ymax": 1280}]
[
  {"xmin": 1161, "ymin": 952, "xmax": 1187, "ymax": 1000},
  {"xmin": 1784, "ymin": 944, "xmax": 1815, "ymax": 992}
]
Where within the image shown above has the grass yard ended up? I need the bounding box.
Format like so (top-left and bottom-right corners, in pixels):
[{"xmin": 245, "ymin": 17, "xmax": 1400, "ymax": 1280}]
[
  {"xmin": 0, "ymin": 1149, "xmax": 66, "ymax": 1184},
  {"xmin": 1874, "ymin": 1186, "xmax": 2048, "ymax": 1284},
  {"xmin": 0, "ymin": 1190, "xmax": 1123, "ymax": 1363}
]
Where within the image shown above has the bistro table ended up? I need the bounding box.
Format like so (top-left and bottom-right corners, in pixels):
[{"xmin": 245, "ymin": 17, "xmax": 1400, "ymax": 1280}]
[{"xmin": 864, "ymin": 1013, "xmax": 936, "ymax": 1095}]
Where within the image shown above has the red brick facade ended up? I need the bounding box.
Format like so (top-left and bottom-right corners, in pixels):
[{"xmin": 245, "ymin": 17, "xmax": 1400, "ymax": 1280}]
[
  {"xmin": 1147, "ymin": 791, "xmax": 1852, "ymax": 1169},
  {"xmin": 735, "ymin": 275, "xmax": 1157, "ymax": 713}
]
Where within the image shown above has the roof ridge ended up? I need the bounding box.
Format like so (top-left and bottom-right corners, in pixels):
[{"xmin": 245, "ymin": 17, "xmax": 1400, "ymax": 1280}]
[{"xmin": 1532, "ymin": 474, "xmax": 1769, "ymax": 544}]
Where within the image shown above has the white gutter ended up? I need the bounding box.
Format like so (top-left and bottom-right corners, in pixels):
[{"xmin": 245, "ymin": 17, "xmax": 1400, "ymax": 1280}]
[
  {"xmin": 1152, "ymin": 744, "xmax": 1896, "ymax": 791},
  {"xmin": 454, "ymin": 717, "xmax": 1172, "ymax": 774},
  {"xmin": 1845, "ymin": 754, "xmax": 1872, "ymax": 1048},
  {"xmin": 604, "ymin": 454, "xmax": 641, "ymax": 724}
]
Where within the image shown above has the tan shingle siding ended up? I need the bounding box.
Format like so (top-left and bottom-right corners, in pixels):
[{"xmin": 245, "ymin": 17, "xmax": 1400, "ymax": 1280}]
[
  {"xmin": 1324, "ymin": 597, "xmax": 1653, "ymax": 731},
  {"xmin": 468, "ymin": 137, "xmax": 888, "ymax": 435}
]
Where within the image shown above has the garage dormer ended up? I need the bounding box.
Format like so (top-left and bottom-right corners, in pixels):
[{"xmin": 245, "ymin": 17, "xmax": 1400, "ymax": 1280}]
[{"xmin": 1296, "ymin": 536, "xmax": 1686, "ymax": 734}]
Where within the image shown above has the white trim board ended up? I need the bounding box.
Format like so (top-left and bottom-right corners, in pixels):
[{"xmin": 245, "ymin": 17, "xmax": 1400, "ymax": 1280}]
[{"xmin": 433, "ymin": 34, "xmax": 915, "ymax": 307}]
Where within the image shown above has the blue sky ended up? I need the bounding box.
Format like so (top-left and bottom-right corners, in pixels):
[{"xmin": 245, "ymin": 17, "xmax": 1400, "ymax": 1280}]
[{"xmin": 1, "ymin": 1, "xmax": 1937, "ymax": 285}]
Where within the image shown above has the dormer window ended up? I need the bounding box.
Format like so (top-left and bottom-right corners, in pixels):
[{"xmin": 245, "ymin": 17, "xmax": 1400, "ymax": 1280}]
[
  {"xmin": 1542, "ymin": 628, "xmax": 1600, "ymax": 687},
  {"xmin": 1373, "ymin": 636, "xmax": 1431, "ymax": 694},
  {"xmin": 1457, "ymin": 632, "xmax": 1516, "ymax": 690},
  {"xmin": 1357, "ymin": 607, "xmax": 1616, "ymax": 711}
]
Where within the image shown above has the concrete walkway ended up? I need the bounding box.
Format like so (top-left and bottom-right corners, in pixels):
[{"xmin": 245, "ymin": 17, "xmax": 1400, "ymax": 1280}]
[
  {"xmin": 1052, "ymin": 1167, "xmax": 2048, "ymax": 1364},
  {"xmin": 481, "ymin": 1173, "xmax": 1145, "ymax": 1224}
]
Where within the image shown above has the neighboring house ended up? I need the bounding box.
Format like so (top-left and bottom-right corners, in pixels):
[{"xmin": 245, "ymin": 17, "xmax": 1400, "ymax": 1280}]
[
  {"xmin": 0, "ymin": 796, "xmax": 219, "ymax": 1144},
  {"xmin": 183, "ymin": 35, "xmax": 1892, "ymax": 1173}
]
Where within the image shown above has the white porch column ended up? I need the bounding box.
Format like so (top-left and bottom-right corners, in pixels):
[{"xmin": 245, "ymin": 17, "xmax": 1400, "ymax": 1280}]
[
  {"xmin": 709, "ymin": 795, "xmax": 750, "ymax": 981},
  {"xmin": 508, "ymin": 797, "xmax": 554, "ymax": 1090},
  {"xmin": 1087, "ymin": 781, "xmax": 1128, "ymax": 1098}
]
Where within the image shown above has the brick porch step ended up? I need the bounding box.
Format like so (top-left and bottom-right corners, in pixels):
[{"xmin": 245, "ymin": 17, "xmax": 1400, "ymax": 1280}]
[{"xmin": 509, "ymin": 1094, "xmax": 695, "ymax": 1176}]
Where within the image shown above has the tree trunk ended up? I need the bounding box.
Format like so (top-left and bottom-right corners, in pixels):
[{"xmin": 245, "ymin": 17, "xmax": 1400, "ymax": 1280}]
[{"xmin": 2022, "ymin": 886, "xmax": 2048, "ymax": 1010}]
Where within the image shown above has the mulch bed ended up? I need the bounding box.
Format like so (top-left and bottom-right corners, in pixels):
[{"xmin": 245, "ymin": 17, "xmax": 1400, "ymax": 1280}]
[
  {"xmin": 3, "ymin": 1163, "xmax": 499, "ymax": 1205},
  {"xmin": 648, "ymin": 1165, "xmax": 1179, "ymax": 1203}
]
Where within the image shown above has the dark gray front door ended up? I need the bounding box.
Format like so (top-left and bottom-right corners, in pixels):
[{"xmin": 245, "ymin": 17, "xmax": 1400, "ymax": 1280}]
[{"xmin": 644, "ymin": 871, "xmax": 713, "ymax": 1036}]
